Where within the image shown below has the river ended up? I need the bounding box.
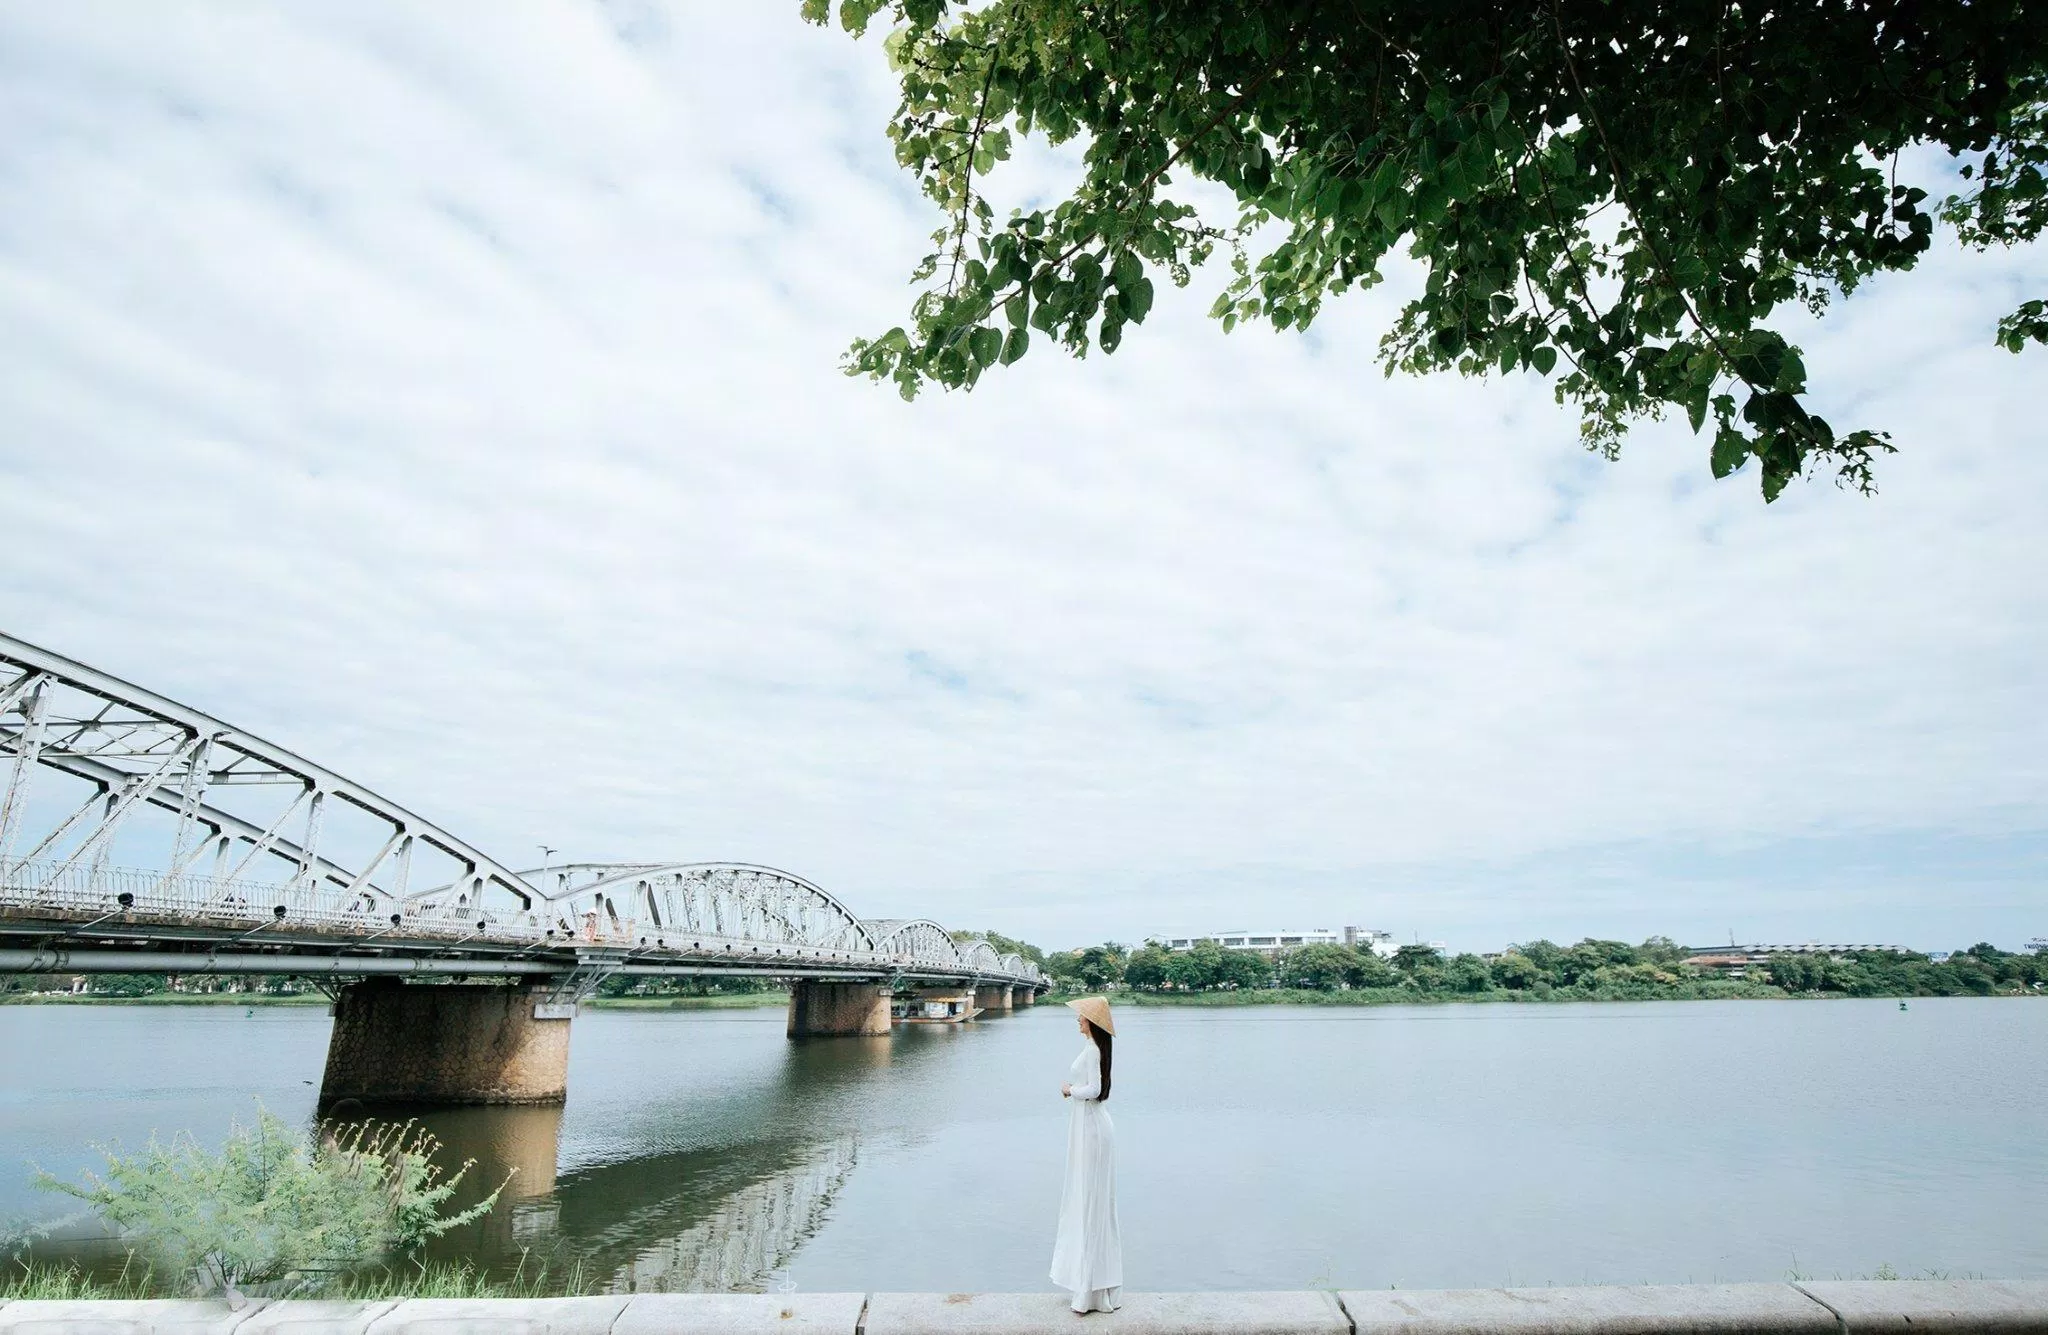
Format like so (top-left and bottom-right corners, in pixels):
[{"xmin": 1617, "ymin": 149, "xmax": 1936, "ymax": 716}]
[{"xmin": 2, "ymin": 998, "xmax": 2043, "ymax": 1292}]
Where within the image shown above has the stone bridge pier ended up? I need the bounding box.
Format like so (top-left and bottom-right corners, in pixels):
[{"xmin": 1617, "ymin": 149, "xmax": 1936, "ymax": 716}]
[
  {"xmin": 974, "ymin": 983, "xmax": 1013, "ymax": 1013},
  {"xmin": 786, "ymin": 981, "xmax": 892, "ymax": 1036},
  {"xmin": 319, "ymin": 979, "xmax": 572, "ymax": 1107}
]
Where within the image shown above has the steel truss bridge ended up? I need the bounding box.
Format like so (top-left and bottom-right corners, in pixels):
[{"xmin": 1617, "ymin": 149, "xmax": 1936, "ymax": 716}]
[{"xmin": 0, "ymin": 632, "xmax": 1043, "ymax": 1000}]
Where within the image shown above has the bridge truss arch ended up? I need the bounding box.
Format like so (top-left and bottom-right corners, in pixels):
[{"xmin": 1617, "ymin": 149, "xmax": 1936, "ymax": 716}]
[
  {"xmin": 0, "ymin": 632, "xmax": 544, "ymax": 939},
  {"xmin": 865, "ymin": 918, "xmax": 960, "ymax": 972},
  {"xmin": 957, "ymin": 939, "xmax": 1003, "ymax": 975},
  {"xmin": 507, "ymin": 862, "xmax": 880, "ymax": 963},
  {"xmin": 0, "ymin": 631, "xmax": 1045, "ymax": 989}
]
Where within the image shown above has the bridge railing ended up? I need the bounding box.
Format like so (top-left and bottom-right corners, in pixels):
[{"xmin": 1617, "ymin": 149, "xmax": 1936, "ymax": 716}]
[
  {"xmin": 1, "ymin": 856, "xmax": 525, "ymax": 932},
  {"xmin": 0, "ymin": 858, "xmax": 1043, "ymax": 984}
]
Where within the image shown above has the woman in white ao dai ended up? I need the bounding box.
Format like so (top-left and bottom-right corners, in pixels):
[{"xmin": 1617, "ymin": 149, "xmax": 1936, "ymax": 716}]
[{"xmin": 1050, "ymin": 996, "xmax": 1120, "ymax": 1314}]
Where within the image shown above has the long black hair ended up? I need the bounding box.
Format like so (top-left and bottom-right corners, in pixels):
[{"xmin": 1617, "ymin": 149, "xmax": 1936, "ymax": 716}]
[{"xmin": 1085, "ymin": 1019, "xmax": 1112, "ymax": 1101}]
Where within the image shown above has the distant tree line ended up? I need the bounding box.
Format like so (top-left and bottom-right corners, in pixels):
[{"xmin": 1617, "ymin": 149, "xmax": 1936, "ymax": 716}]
[
  {"xmin": 1042, "ymin": 938, "xmax": 2045, "ymax": 1002},
  {"xmin": 1757, "ymin": 943, "xmax": 2040, "ymax": 998}
]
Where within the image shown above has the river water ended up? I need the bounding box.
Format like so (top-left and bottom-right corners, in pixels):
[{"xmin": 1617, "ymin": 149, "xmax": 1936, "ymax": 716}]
[{"xmin": 2, "ymin": 998, "xmax": 2043, "ymax": 1292}]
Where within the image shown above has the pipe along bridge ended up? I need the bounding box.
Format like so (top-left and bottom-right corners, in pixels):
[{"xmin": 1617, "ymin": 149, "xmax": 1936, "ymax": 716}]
[{"xmin": 0, "ymin": 632, "xmax": 1045, "ymax": 1105}]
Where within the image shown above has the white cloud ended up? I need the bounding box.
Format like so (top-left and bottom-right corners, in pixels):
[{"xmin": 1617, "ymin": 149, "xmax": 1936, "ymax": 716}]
[{"xmin": 2, "ymin": 3, "xmax": 2043, "ymax": 954}]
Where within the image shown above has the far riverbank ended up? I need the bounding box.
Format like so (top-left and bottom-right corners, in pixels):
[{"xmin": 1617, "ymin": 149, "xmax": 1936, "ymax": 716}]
[
  {"xmin": 1053, "ymin": 983, "xmax": 1788, "ymax": 1006},
  {"xmin": 1050, "ymin": 983, "xmax": 2045, "ymax": 1006},
  {"xmin": 1044, "ymin": 937, "xmax": 2043, "ymax": 1004}
]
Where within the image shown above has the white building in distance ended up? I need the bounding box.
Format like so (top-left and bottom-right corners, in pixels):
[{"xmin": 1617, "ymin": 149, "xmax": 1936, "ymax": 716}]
[{"xmin": 1154, "ymin": 927, "xmax": 1399, "ymax": 959}]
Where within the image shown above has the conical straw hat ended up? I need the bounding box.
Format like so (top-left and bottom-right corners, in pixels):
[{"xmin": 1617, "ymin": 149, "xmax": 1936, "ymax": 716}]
[{"xmin": 1065, "ymin": 994, "xmax": 1115, "ymax": 1035}]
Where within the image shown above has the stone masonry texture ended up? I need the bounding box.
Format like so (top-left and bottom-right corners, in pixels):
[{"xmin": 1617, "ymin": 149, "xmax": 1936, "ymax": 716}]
[{"xmin": 318, "ymin": 979, "xmax": 572, "ymax": 1106}]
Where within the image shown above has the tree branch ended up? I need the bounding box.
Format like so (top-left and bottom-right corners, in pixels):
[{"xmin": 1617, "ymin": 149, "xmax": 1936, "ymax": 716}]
[
  {"xmin": 945, "ymin": 45, "xmax": 1006, "ymax": 297},
  {"xmin": 1551, "ymin": 3, "xmax": 1763, "ymax": 406},
  {"xmin": 929, "ymin": 51, "xmax": 1292, "ymax": 349}
]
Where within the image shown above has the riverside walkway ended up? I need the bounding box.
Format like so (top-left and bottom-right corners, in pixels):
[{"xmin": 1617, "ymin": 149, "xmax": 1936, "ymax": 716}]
[{"xmin": 2, "ymin": 1282, "xmax": 2045, "ymax": 1335}]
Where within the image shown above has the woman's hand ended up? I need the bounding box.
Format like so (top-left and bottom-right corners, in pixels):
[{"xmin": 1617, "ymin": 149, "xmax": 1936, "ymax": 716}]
[{"xmin": 1061, "ymin": 1082, "xmax": 1072, "ymax": 1098}]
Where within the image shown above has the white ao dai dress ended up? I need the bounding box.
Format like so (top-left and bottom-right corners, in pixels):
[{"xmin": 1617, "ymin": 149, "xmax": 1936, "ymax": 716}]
[{"xmin": 1049, "ymin": 1039, "xmax": 1121, "ymax": 1312}]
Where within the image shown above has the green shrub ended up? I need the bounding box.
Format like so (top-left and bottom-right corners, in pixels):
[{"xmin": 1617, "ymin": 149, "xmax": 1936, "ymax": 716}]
[{"xmin": 35, "ymin": 1108, "xmax": 505, "ymax": 1298}]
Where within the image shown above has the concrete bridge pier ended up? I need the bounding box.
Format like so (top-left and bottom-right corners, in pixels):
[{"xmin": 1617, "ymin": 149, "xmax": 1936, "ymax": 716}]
[
  {"xmin": 319, "ymin": 979, "xmax": 573, "ymax": 1107},
  {"xmin": 786, "ymin": 981, "xmax": 892, "ymax": 1036},
  {"xmin": 975, "ymin": 983, "xmax": 1014, "ymax": 1013},
  {"xmin": 1014, "ymin": 987, "xmax": 1036, "ymax": 1007}
]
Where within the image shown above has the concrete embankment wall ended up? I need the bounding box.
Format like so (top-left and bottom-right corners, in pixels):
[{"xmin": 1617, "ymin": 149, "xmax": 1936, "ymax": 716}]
[{"xmin": 3, "ymin": 1281, "xmax": 2047, "ymax": 1335}]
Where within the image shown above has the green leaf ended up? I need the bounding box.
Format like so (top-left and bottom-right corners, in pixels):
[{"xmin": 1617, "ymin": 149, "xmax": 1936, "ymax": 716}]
[
  {"xmin": 1413, "ymin": 179, "xmax": 1449, "ymax": 227},
  {"xmin": 1529, "ymin": 345, "xmax": 1558, "ymax": 376},
  {"xmin": 1710, "ymin": 426, "xmax": 1748, "ymax": 478},
  {"xmin": 1686, "ymin": 388, "xmax": 1709, "ymax": 434},
  {"xmin": 1125, "ymin": 276, "xmax": 1154, "ymax": 322},
  {"xmin": 1374, "ymin": 187, "xmax": 1410, "ymax": 233},
  {"xmin": 1368, "ymin": 155, "xmax": 1404, "ymax": 202},
  {"xmin": 968, "ymin": 325, "xmax": 1002, "ymax": 368},
  {"xmin": 1001, "ymin": 326, "xmax": 1030, "ymax": 365}
]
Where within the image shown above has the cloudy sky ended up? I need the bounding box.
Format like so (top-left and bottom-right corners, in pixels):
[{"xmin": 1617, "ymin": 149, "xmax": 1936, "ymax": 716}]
[{"xmin": 2, "ymin": 4, "xmax": 2042, "ymax": 954}]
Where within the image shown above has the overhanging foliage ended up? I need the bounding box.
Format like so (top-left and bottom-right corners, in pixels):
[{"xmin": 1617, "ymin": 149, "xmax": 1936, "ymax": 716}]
[{"xmin": 805, "ymin": 0, "xmax": 2048, "ymax": 499}]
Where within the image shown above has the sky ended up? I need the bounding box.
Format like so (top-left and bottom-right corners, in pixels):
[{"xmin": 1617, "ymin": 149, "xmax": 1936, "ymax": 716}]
[{"xmin": 0, "ymin": 4, "xmax": 2042, "ymax": 956}]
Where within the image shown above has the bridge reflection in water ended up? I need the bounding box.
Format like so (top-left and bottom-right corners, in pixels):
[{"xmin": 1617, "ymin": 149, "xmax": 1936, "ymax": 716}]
[
  {"xmin": 329, "ymin": 1036, "xmax": 902, "ymax": 1292},
  {"xmin": 602, "ymin": 1136, "xmax": 859, "ymax": 1294}
]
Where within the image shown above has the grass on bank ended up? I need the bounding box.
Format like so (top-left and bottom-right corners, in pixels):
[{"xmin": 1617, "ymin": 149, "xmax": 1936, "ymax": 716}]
[
  {"xmin": 318, "ymin": 1253, "xmax": 594, "ymax": 1300},
  {"xmin": 0, "ymin": 1256, "xmax": 158, "ymax": 1300},
  {"xmin": 0, "ymin": 1255, "xmax": 592, "ymax": 1302}
]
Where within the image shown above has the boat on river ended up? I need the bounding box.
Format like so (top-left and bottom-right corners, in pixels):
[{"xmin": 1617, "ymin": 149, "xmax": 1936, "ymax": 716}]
[{"xmin": 892, "ymin": 995, "xmax": 981, "ymax": 1023}]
